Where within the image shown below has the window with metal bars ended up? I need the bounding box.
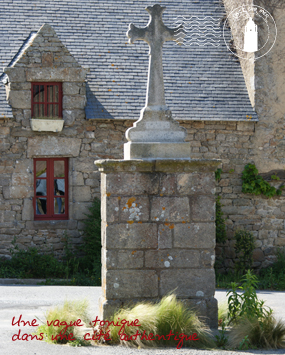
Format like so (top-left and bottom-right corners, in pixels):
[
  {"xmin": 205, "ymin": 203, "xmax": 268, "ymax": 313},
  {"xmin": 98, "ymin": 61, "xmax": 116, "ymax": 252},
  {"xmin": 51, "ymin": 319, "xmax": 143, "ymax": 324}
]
[
  {"xmin": 34, "ymin": 158, "xmax": 68, "ymax": 220},
  {"xmin": 31, "ymin": 82, "xmax": 62, "ymax": 118}
]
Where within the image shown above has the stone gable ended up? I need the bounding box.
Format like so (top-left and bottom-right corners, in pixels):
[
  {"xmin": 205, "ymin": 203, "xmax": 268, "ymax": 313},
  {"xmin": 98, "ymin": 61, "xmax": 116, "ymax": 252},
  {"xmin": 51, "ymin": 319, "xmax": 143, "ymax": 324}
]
[{"xmin": 4, "ymin": 23, "xmax": 88, "ymax": 127}]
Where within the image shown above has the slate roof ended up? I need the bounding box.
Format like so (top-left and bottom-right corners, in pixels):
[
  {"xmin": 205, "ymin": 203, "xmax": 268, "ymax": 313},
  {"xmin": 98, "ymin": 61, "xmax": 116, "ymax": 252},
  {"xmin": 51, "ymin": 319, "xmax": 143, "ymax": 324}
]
[{"xmin": 0, "ymin": 0, "xmax": 258, "ymax": 121}]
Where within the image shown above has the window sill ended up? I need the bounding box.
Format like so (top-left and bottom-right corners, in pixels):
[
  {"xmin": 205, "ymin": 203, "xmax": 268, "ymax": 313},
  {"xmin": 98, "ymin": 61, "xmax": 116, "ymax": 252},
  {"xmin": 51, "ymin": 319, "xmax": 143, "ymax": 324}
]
[{"xmin": 30, "ymin": 118, "xmax": 64, "ymax": 132}]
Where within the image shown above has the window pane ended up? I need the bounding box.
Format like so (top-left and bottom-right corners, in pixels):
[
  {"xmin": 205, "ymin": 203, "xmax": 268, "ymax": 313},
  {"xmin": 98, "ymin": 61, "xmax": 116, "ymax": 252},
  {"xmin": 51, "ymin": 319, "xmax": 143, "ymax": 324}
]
[
  {"xmin": 54, "ymin": 104, "xmax": 59, "ymax": 117},
  {"xmin": 38, "ymin": 104, "xmax": 45, "ymax": 117},
  {"xmin": 40, "ymin": 85, "xmax": 45, "ymax": 102},
  {"xmin": 47, "ymin": 104, "xmax": 53, "ymax": 117},
  {"xmin": 33, "ymin": 85, "xmax": 39, "ymax": 101},
  {"xmin": 54, "ymin": 197, "xmax": 65, "ymax": 214},
  {"xmin": 54, "ymin": 179, "xmax": 65, "ymax": 195},
  {"xmin": 47, "ymin": 85, "xmax": 53, "ymax": 103},
  {"xmin": 36, "ymin": 161, "xmax": 46, "ymax": 177},
  {"xmin": 36, "ymin": 179, "xmax": 47, "ymax": 196},
  {"xmin": 36, "ymin": 197, "xmax": 47, "ymax": 215},
  {"xmin": 33, "ymin": 104, "xmax": 39, "ymax": 117},
  {"xmin": 54, "ymin": 161, "xmax": 65, "ymax": 177},
  {"xmin": 54, "ymin": 85, "xmax": 59, "ymax": 102}
]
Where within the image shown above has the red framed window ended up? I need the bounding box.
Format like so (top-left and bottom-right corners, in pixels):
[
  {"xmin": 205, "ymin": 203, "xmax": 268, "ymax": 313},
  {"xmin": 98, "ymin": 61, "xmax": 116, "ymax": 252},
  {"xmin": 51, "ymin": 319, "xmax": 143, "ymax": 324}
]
[
  {"xmin": 31, "ymin": 82, "xmax": 62, "ymax": 118},
  {"xmin": 34, "ymin": 158, "xmax": 68, "ymax": 220}
]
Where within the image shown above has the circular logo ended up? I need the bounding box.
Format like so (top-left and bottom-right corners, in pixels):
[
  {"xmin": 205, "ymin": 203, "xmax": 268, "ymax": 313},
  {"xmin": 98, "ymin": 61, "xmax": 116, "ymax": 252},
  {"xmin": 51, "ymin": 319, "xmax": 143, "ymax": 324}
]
[{"xmin": 223, "ymin": 5, "xmax": 277, "ymax": 60}]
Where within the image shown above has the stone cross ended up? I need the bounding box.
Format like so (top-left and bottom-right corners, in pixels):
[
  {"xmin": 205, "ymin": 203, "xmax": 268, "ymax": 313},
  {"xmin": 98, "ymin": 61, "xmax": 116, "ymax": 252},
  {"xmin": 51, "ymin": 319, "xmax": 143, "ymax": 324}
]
[
  {"xmin": 124, "ymin": 4, "xmax": 190, "ymax": 160},
  {"xmin": 127, "ymin": 4, "xmax": 182, "ymax": 108}
]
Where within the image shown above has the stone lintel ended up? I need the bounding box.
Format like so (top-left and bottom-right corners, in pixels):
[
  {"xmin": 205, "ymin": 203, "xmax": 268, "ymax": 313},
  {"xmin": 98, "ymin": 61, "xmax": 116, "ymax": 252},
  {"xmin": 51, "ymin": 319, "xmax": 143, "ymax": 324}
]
[
  {"xmin": 95, "ymin": 158, "xmax": 221, "ymax": 174},
  {"xmin": 26, "ymin": 68, "xmax": 88, "ymax": 82}
]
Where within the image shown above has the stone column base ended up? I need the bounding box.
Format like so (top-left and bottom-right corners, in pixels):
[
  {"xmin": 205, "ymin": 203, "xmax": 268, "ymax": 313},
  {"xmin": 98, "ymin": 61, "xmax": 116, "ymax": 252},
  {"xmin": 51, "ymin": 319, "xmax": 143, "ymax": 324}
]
[{"xmin": 95, "ymin": 159, "xmax": 221, "ymax": 329}]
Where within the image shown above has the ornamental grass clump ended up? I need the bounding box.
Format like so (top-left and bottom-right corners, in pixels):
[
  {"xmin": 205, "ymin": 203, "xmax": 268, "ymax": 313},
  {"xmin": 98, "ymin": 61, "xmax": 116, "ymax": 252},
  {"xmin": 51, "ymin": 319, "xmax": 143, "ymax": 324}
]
[
  {"xmin": 36, "ymin": 299, "xmax": 90, "ymax": 346},
  {"xmin": 229, "ymin": 315, "xmax": 285, "ymax": 349},
  {"xmin": 109, "ymin": 294, "xmax": 214, "ymax": 349}
]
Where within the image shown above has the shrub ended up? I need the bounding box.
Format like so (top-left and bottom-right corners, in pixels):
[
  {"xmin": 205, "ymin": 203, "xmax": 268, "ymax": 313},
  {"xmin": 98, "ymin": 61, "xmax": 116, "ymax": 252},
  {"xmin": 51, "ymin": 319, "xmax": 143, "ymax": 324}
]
[
  {"xmin": 109, "ymin": 294, "xmax": 214, "ymax": 349},
  {"xmin": 77, "ymin": 198, "xmax": 101, "ymax": 279},
  {"xmin": 0, "ymin": 238, "xmax": 66, "ymax": 279},
  {"xmin": 234, "ymin": 230, "xmax": 255, "ymax": 274}
]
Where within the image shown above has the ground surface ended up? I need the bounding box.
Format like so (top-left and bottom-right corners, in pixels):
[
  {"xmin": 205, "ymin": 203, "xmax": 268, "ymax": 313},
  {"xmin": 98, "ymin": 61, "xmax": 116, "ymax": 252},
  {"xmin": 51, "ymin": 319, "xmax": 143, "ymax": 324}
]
[{"xmin": 0, "ymin": 285, "xmax": 284, "ymax": 355}]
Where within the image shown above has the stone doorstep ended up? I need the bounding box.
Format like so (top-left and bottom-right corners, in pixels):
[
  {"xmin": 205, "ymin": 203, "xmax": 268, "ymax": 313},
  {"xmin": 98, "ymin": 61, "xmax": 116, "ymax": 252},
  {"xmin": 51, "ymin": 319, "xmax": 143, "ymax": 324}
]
[{"xmin": 0, "ymin": 278, "xmax": 71, "ymax": 285}]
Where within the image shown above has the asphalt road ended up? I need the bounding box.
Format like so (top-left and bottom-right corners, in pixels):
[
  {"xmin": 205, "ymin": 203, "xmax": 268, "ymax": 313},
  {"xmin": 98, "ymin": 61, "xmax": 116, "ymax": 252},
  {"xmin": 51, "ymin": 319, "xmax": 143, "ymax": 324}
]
[{"xmin": 0, "ymin": 286, "xmax": 284, "ymax": 355}]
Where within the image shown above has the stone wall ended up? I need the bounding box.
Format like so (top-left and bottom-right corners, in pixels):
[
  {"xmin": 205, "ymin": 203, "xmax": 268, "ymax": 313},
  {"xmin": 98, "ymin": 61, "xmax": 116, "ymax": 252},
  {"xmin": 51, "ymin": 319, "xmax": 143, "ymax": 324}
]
[{"xmin": 1, "ymin": 116, "xmax": 284, "ymax": 271}]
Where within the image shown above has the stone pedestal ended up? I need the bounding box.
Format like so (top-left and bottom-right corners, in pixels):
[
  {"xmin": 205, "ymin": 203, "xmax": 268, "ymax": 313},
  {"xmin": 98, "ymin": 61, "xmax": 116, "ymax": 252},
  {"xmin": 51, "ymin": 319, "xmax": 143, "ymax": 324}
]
[{"xmin": 95, "ymin": 159, "xmax": 220, "ymax": 328}]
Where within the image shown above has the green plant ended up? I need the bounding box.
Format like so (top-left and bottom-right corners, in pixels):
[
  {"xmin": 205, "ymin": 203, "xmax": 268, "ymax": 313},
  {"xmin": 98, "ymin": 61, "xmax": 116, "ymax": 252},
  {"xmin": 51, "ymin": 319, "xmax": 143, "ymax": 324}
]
[
  {"xmin": 215, "ymin": 196, "xmax": 227, "ymax": 244},
  {"xmin": 109, "ymin": 294, "xmax": 214, "ymax": 349},
  {"xmin": 215, "ymin": 168, "xmax": 223, "ymax": 182},
  {"xmin": 227, "ymin": 270, "xmax": 272, "ymax": 325},
  {"xmin": 78, "ymin": 198, "xmax": 101, "ymax": 273},
  {"xmin": 259, "ymin": 248, "xmax": 285, "ymax": 290},
  {"xmin": 238, "ymin": 335, "xmax": 250, "ymax": 350},
  {"xmin": 242, "ymin": 163, "xmax": 284, "ymax": 197},
  {"xmin": 36, "ymin": 299, "xmax": 90, "ymax": 345},
  {"xmin": 234, "ymin": 230, "xmax": 255, "ymax": 274},
  {"xmin": 215, "ymin": 320, "xmax": 228, "ymax": 348}
]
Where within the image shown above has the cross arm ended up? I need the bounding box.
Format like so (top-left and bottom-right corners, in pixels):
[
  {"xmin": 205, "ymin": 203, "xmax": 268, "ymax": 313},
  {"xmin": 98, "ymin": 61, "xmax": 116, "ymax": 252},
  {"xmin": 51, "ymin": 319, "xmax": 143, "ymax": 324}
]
[
  {"xmin": 126, "ymin": 23, "xmax": 149, "ymax": 44},
  {"xmin": 163, "ymin": 24, "xmax": 184, "ymax": 43}
]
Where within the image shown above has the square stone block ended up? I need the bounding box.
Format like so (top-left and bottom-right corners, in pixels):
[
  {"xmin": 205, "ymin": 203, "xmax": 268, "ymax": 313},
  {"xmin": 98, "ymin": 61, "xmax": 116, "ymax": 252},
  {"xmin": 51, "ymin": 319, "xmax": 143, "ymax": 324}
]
[
  {"xmin": 120, "ymin": 196, "xmax": 149, "ymax": 222},
  {"xmin": 105, "ymin": 270, "xmax": 158, "ymax": 298},
  {"xmin": 145, "ymin": 249, "xmax": 200, "ymax": 269},
  {"xmin": 191, "ymin": 195, "xmax": 215, "ymax": 222},
  {"xmin": 174, "ymin": 223, "xmax": 215, "ymax": 249},
  {"xmin": 105, "ymin": 173, "xmax": 159, "ymax": 195},
  {"xmin": 105, "ymin": 223, "xmax": 157, "ymax": 249},
  {"xmin": 160, "ymin": 174, "xmax": 176, "ymax": 195},
  {"xmin": 177, "ymin": 173, "xmax": 215, "ymax": 195},
  {"xmin": 160, "ymin": 269, "xmax": 215, "ymax": 298},
  {"xmin": 105, "ymin": 250, "xmax": 144, "ymax": 269},
  {"xmin": 151, "ymin": 197, "xmax": 190, "ymax": 222},
  {"xmin": 158, "ymin": 224, "xmax": 172, "ymax": 249}
]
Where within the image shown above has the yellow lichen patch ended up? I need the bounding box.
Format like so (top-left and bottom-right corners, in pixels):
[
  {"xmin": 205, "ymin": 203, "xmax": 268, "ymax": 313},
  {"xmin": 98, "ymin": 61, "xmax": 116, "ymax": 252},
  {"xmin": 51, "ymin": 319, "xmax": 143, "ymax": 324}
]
[
  {"xmin": 158, "ymin": 277, "xmax": 160, "ymax": 280},
  {"xmin": 162, "ymin": 229, "xmax": 164, "ymax": 231},
  {"xmin": 160, "ymin": 194, "xmax": 163, "ymax": 196},
  {"xmin": 127, "ymin": 197, "xmax": 136, "ymax": 208},
  {"xmin": 182, "ymin": 221, "xmax": 186, "ymax": 224},
  {"xmin": 138, "ymin": 221, "xmax": 142, "ymax": 224},
  {"xmin": 112, "ymin": 80, "xmax": 116, "ymax": 82},
  {"xmin": 188, "ymin": 82, "xmax": 191, "ymax": 84},
  {"xmin": 122, "ymin": 207, "xmax": 126, "ymax": 210},
  {"xmin": 108, "ymin": 89, "xmax": 112, "ymax": 91},
  {"xmin": 106, "ymin": 193, "xmax": 111, "ymax": 197},
  {"xmin": 117, "ymin": 196, "xmax": 121, "ymax": 200},
  {"xmin": 127, "ymin": 221, "xmax": 134, "ymax": 224},
  {"xmin": 169, "ymin": 224, "xmax": 174, "ymax": 230},
  {"xmin": 132, "ymin": 251, "xmax": 137, "ymax": 255},
  {"xmin": 111, "ymin": 63, "xmax": 114, "ymax": 66},
  {"xmin": 162, "ymin": 207, "xmax": 166, "ymax": 211},
  {"xmin": 167, "ymin": 254, "xmax": 169, "ymax": 256},
  {"xmin": 164, "ymin": 223, "xmax": 169, "ymax": 226},
  {"xmin": 161, "ymin": 259, "xmax": 163, "ymax": 262}
]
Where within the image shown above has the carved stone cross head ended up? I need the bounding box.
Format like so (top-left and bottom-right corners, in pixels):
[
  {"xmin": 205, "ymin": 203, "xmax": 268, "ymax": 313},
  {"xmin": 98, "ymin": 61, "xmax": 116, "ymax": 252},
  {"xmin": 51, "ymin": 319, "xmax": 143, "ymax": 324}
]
[{"xmin": 126, "ymin": 4, "xmax": 183, "ymax": 107}]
